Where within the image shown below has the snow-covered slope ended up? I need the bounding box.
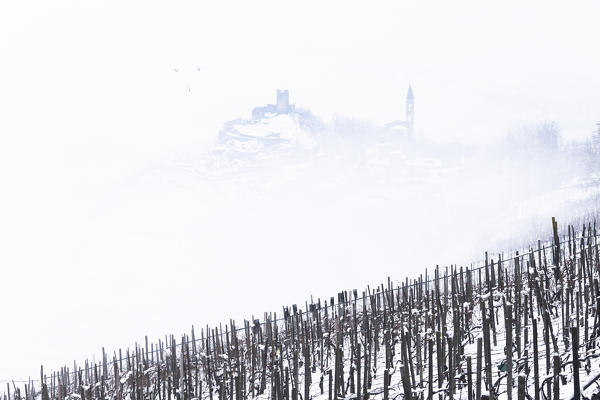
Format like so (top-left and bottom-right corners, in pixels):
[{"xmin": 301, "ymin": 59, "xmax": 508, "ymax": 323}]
[
  {"xmin": 217, "ymin": 114, "xmax": 318, "ymax": 153},
  {"xmin": 24, "ymin": 224, "xmax": 600, "ymax": 400},
  {"xmin": 214, "ymin": 109, "xmax": 325, "ymax": 158},
  {"xmin": 13, "ymin": 100, "xmax": 600, "ymax": 397}
]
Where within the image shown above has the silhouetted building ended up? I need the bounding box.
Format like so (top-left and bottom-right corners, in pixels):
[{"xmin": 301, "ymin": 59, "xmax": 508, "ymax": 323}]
[
  {"xmin": 252, "ymin": 90, "xmax": 295, "ymax": 120},
  {"xmin": 386, "ymin": 86, "xmax": 415, "ymax": 136}
]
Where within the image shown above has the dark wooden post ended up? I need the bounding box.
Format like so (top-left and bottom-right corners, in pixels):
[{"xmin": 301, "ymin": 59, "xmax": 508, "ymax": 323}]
[
  {"xmin": 553, "ymin": 355, "xmax": 560, "ymax": 400},
  {"xmin": 517, "ymin": 375, "xmax": 525, "ymax": 400},
  {"xmin": 506, "ymin": 304, "xmax": 513, "ymax": 400},
  {"xmin": 532, "ymin": 318, "xmax": 540, "ymax": 400},
  {"xmin": 428, "ymin": 339, "xmax": 433, "ymax": 400},
  {"xmin": 571, "ymin": 326, "xmax": 581, "ymax": 400},
  {"xmin": 467, "ymin": 356, "xmax": 473, "ymax": 400},
  {"xmin": 476, "ymin": 338, "xmax": 482, "ymax": 400},
  {"xmin": 356, "ymin": 344, "xmax": 361, "ymax": 400}
]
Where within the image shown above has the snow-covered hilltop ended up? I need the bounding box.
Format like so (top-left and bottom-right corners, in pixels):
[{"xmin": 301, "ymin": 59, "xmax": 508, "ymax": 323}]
[
  {"xmin": 213, "ymin": 88, "xmax": 414, "ymax": 160},
  {"xmin": 205, "ymin": 89, "xmax": 425, "ymax": 181},
  {"xmin": 216, "ymin": 111, "xmax": 323, "ymax": 155},
  {"xmin": 208, "ymin": 90, "xmax": 330, "ymax": 171}
]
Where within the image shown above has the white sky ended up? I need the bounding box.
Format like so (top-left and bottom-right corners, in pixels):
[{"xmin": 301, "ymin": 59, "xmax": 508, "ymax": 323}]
[{"xmin": 0, "ymin": 0, "xmax": 599, "ymax": 381}]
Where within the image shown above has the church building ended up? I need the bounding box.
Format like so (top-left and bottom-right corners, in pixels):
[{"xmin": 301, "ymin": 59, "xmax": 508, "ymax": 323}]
[{"xmin": 385, "ymin": 86, "xmax": 414, "ymax": 136}]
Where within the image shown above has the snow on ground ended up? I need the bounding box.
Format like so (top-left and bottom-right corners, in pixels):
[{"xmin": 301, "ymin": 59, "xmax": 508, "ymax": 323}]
[{"xmin": 6, "ymin": 102, "xmax": 600, "ymax": 385}]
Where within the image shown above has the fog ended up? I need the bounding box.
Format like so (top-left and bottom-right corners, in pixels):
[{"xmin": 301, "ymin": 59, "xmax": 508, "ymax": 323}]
[{"xmin": 1, "ymin": 0, "xmax": 600, "ymax": 382}]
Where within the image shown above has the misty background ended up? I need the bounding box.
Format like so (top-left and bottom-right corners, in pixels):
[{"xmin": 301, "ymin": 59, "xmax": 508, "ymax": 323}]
[{"xmin": 1, "ymin": 0, "xmax": 600, "ymax": 381}]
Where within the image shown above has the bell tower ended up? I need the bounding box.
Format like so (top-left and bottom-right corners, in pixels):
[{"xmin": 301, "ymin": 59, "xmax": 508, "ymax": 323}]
[{"xmin": 406, "ymin": 85, "xmax": 414, "ymax": 136}]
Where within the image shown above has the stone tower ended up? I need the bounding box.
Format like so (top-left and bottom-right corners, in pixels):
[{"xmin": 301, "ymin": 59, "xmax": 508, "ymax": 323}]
[
  {"xmin": 406, "ymin": 85, "xmax": 414, "ymax": 136},
  {"xmin": 276, "ymin": 90, "xmax": 290, "ymax": 113}
]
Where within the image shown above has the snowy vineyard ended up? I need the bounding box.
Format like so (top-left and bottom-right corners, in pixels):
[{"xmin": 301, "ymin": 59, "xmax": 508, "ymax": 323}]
[{"xmin": 6, "ymin": 218, "xmax": 600, "ymax": 400}]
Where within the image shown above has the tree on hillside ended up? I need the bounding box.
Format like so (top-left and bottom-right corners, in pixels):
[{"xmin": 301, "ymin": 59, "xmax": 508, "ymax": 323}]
[
  {"xmin": 504, "ymin": 120, "xmax": 561, "ymax": 161},
  {"xmin": 534, "ymin": 120, "xmax": 560, "ymax": 152},
  {"xmin": 577, "ymin": 121, "xmax": 600, "ymax": 174},
  {"xmin": 592, "ymin": 121, "xmax": 600, "ymax": 154}
]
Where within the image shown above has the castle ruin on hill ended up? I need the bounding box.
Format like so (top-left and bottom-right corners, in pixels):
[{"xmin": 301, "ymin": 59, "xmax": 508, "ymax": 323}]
[
  {"xmin": 252, "ymin": 90, "xmax": 295, "ymax": 120},
  {"xmin": 252, "ymin": 87, "xmax": 415, "ymax": 136}
]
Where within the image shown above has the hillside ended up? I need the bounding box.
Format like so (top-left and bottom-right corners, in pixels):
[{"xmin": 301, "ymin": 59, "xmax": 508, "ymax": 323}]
[
  {"xmin": 5, "ymin": 103, "xmax": 600, "ymax": 400},
  {"xmin": 8, "ymin": 217, "xmax": 600, "ymax": 400}
]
